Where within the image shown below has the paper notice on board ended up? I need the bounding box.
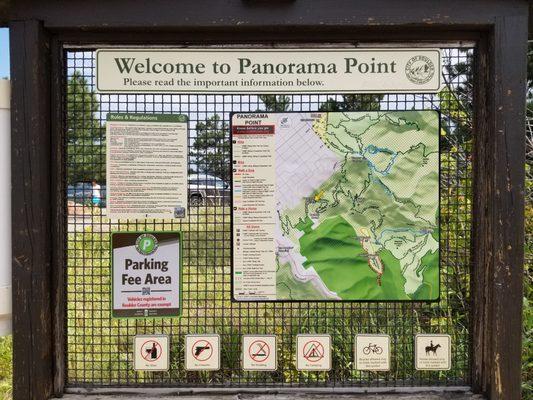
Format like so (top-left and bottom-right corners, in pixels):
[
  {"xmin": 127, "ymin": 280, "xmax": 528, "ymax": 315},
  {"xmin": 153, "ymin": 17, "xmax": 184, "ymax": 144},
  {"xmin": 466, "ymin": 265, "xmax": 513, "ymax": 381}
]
[
  {"xmin": 232, "ymin": 114, "xmax": 278, "ymax": 300},
  {"xmin": 106, "ymin": 113, "xmax": 188, "ymax": 219}
]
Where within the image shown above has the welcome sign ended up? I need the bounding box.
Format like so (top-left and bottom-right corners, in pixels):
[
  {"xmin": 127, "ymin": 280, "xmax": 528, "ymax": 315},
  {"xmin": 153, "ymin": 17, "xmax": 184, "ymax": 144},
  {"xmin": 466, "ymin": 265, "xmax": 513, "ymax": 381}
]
[{"xmin": 96, "ymin": 48, "xmax": 441, "ymax": 93}]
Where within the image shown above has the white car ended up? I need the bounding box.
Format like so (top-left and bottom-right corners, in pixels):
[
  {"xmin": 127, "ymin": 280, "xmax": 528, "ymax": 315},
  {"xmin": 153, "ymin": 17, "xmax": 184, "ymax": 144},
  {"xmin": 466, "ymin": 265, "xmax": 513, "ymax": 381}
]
[{"xmin": 188, "ymin": 174, "xmax": 230, "ymax": 206}]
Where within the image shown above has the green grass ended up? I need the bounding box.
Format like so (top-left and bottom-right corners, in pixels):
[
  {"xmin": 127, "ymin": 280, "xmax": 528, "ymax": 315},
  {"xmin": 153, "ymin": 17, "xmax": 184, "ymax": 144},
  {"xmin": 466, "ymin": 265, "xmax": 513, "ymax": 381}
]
[
  {"xmin": 63, "ymin": 201, "xmax": 471, "ymax": 387},
  {"xmin": 0, "ymin": 335, "xmax": 12, "ymax": 400}
]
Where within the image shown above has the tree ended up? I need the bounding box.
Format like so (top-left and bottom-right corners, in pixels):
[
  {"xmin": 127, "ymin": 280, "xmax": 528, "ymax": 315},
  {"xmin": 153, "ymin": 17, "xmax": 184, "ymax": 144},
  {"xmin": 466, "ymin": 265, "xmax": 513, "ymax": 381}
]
[
  {"xmin": 319, "ymin": 94, "xmax": 383, "ymax": 112},
  {"xmin": 67, "ymin": 71, "xmax": 105, "ymax": 184},
  {"xmin": 192, "ymin": 115, "xmax": 230, "ymax": 182},
  {"xmin": 258, "ymin": 95, "xmax": 291, "ymax": 112}
]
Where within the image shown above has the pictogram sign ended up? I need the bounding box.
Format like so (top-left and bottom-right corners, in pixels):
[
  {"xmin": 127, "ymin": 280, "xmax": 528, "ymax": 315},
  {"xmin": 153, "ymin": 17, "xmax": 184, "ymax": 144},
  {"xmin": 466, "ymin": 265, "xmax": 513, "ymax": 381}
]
[
  {"xmin": 355, "ymin": 334, "xmax": 391, "ymax": 371},
  {"xmin": 133, "ymin": 335, "xmax": 169, "ymax": 371},
  {"xmin": 242, "ymin": 335, "xmax": 277, "ymax": 371},
  {"xmin": 415, "ymin": 334, "xmax": 451, "ymax": 371},
  {"xmin": 296, "ymin": 334, "xmax": 331, "ymax": 371},
  {"xmin": 185, "ymin": 334, "xmax": 220, "ymax": 371}
]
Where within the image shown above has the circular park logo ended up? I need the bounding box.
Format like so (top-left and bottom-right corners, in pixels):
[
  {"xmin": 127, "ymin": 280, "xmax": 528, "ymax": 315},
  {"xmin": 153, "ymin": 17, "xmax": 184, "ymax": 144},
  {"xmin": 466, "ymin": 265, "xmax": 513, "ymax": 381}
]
[
  {"xmin": 405, "ymin": 55, "xmax": 435, "ymax": 85},
  {"xmin": 135, "ymin": 234, "xmax": 158, "ymax": 255}
]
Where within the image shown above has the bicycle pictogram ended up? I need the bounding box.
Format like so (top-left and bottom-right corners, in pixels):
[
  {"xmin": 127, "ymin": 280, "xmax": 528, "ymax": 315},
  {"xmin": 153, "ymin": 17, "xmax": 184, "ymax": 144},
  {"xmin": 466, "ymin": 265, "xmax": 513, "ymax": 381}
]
[{"xmin": 362, "ymin": 343, "xmax": 383, "ymax": 355}]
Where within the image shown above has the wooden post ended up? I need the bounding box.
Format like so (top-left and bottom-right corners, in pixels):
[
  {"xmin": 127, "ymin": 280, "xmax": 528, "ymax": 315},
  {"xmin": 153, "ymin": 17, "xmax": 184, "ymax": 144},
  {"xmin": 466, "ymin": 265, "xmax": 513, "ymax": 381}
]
[
  {"xmin": 10, "ymin": 20, "xmax": 53, "ymax": 400},
  {"xmin": 471, "ymin": 13, "xmax": 527, "ymax": 400}
]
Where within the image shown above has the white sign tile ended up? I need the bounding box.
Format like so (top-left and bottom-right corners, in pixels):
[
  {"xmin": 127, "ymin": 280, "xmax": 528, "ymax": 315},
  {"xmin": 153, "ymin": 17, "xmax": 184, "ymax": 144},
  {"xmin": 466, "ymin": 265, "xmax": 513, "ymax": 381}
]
[
  {"xmin": 242, "ymin": 335, "xmax": 277, "ymax": 371},
  {"xmin": 133, "ymin": 335, "xmax": 169, "ymax": 371},
  {"xmin": 355, "ymin": 334, "xmax": 391, "ymax": 371},
  {"xmin": 185, "ymin": 334, "xmax": 220, "ymax": 371},
  {"xmin": 415, "ymin": 334, "xmax": 451, "ymax": 370},
  {"xmin": 296, "ymin": 334, "xmax": 331, "ymax": 371}
]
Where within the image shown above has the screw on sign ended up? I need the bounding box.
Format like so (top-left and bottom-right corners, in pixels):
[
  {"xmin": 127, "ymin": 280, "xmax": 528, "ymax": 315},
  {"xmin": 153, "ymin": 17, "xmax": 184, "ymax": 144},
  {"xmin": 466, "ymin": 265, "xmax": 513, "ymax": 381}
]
[
  {"xmin": 192, "ymin": 339, "xmax": 213, "ymax": 362},
  {"xmin": 248, "ymin": 340, "xmax": 270, "ymax": 363},
  {"xmin": 303, "ymin": 340, "xmax": 324, "ymax": 362},
  {"xmin": 141, "ymin": 340, "xmax": 163, "ymax": 362}
]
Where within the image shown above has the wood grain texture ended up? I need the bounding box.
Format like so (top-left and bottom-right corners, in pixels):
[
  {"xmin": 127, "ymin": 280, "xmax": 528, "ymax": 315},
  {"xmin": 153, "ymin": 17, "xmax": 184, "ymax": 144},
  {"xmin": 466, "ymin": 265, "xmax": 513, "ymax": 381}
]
[
  {"xmin": 10, "ymin": 20, "xmax": 53, "ymax": 400},
  {"xmin": 3, "ymin": 0, "xmax": 529, "ymax": 30},
  {"xmin": 471, "ymin": 13, "xmax": 527, "ymax": 400},
  {"xmin": 5, "ymin": 1, "xmax": 529, "ymax": 399}
]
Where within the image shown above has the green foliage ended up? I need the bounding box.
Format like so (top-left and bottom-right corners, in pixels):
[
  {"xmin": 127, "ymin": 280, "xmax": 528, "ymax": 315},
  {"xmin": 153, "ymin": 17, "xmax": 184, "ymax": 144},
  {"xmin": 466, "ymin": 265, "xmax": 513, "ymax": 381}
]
[
  {"xmin": 319, "ymin": 94, "xmax": 383, "ymax": 112},
  {"xmin": 0, "ymin": 335, "xmax": 12, "ymax": 400},
  {"xmin": 67, "ymin": 71, "xmax": 105, "ymax": 184},
  {"xmin": 192, "ymin": 96, "xmax": 290, "ymax": 182},
  {"xmin": 258, "ymin": 95, "xmax": 291, "ymax": 112},
  {"xmin": 192, "ymin": 115, "xmax": 230, "ymax": 182}
]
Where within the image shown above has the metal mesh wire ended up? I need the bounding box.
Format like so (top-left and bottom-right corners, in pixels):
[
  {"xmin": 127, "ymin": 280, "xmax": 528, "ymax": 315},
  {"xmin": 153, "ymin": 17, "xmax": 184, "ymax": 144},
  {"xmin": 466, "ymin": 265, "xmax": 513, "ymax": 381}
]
[{"xmin": 64, "ymin": 47, "xmax": 473, "ymax": 388}]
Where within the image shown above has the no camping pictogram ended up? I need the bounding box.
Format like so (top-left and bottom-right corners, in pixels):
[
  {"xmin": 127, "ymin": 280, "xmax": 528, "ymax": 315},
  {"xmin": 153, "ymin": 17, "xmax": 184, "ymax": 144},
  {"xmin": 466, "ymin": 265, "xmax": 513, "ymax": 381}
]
[
  {"xmin": 192, "ymin": 339, "xmax": 213, "ymax": 362},
  {"xmin": 303, "ymin": 340, "xmax": 324, "ymax": 362},
  {"xmin": 140, "ymin": 340, "xmax": 163, "ymax": 362},
  {"xmin": 248, "ymin": 340, "xmax": 270, "ymax": 363}
]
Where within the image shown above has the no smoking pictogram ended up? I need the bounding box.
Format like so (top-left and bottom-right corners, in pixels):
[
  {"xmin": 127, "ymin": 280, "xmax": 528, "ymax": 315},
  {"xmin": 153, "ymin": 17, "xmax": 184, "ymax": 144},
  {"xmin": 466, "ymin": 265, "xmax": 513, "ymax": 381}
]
[
  {"xmin": 192, "ymin": 339, "xmax": 213, "ymax": 362},
  {"xmin": 303, "ymin": 340, "xmax": 324, "ymax": 362},
  {"xmin": 248, "ymin": 340, "xmax": 270, "ymax": 363},
  {"xmin": 140, "ymin": 340, "xmax": 163, "ymax": 362}
]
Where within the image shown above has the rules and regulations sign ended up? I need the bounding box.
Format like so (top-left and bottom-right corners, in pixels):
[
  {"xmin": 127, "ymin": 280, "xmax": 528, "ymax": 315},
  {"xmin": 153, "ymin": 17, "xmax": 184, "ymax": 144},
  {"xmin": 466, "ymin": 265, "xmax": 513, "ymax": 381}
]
[
  {"xmin": 232, "ymin": 111, "xmax": 439, "ymax": 302},
  {"xmin": 106, "ymin": 113, "xmax": 188, "ymax": 220},
  {"xmin": 111, "ymin": 231, "xmax": 181, "ymax": 318},
  {"xmin": 133, "ymin": 335, "xmax": 170, "ymax": 371},
  {"xmin": 96, "ymin": 48, "xmax": 441, "ymax": 94}
]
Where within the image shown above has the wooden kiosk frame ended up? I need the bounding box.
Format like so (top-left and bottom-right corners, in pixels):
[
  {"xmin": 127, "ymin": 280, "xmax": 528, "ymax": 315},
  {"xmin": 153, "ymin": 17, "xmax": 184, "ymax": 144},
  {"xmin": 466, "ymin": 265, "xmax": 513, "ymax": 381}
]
[{"xmin": 1, "ymin": 0, "xmax": 528, "ymax": 399}]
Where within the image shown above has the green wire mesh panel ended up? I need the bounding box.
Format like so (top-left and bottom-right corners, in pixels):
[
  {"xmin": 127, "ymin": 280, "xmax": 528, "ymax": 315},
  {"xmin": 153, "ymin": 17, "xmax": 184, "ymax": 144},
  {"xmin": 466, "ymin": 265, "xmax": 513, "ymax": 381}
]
[{"xmin": 64, "ymin": 47, "xmax": 473, "ymax": 388}]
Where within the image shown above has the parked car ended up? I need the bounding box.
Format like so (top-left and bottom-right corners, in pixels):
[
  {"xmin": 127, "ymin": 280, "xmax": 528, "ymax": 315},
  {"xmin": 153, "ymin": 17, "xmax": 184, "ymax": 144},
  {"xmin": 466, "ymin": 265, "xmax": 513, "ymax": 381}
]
[{"xmin": 188, "ymin": 174, "xmax": 230, "ymax": 206}]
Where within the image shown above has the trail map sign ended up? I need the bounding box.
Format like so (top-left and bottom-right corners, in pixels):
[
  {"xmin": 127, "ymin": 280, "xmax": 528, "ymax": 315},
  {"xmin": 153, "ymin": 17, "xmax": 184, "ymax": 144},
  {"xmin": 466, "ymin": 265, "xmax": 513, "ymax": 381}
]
[
  {"xmin": 232, "ymin": 111, "xmax": 439, "ymax": 301},
  {"xmin": 112, "ymin": 231, "xmax": 181, "ymax": 318},
  {"xmin": 95, "ymin": 48, "xmax": 441, "ymax": 93}
]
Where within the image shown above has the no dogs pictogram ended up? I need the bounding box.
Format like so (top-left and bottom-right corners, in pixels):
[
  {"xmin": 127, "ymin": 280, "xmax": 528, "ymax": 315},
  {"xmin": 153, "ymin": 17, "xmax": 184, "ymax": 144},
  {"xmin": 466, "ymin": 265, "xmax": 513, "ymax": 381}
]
[{"xmin": 303, "ymin": 340, "xmax": 324, "ymax": 362}]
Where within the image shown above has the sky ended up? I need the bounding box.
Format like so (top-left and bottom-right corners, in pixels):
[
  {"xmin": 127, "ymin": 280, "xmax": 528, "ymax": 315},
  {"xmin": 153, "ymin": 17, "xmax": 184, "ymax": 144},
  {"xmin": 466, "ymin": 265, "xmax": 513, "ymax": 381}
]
[{"xmin": 0, "ymin": 28, "xmax": 9, "ymax": 78}]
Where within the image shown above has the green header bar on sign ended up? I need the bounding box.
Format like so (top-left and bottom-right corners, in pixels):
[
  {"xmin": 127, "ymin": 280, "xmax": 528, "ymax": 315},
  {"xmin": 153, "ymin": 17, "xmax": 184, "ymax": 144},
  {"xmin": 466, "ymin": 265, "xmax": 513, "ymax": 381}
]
[{"xmin": 106, "ymin": 113, "xmax": 188, "ymax": 123}]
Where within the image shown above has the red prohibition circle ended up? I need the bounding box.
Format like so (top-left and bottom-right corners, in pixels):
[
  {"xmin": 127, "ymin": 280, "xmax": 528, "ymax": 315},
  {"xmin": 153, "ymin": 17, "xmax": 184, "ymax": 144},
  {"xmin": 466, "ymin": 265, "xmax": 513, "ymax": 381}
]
[
  {"xmin": 303, "ymin": 340, "xmax": 324, "ymax": 362},
  {"xmin": 140, "ymin": 340, "xmax": 163, "ymax": 362},
  {"xmin": 248, "ymin": 340, "xmax": 270, "ymax": 363},
  {"xmin": 192, "ymin": 339, "xmax": 213, "ymax": 362}
]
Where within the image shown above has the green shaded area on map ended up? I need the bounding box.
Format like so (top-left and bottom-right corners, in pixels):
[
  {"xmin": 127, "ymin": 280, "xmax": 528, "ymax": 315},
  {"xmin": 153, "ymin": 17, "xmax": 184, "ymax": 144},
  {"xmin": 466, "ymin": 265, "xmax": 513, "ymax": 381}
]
[{"xmin": 275, "ymin": 111, "xmax": 440, "ymax": 301}]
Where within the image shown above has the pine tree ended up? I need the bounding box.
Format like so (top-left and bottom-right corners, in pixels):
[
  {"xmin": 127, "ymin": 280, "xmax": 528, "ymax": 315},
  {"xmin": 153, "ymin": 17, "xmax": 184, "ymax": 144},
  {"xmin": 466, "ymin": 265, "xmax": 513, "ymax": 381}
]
[
  {"xmin": 191, "ymin": 115, "xmax": 230, "ymax": 182},
  {"xmin": 67, "ymin": 71, "xmax": 105, "ymax": 184}
]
